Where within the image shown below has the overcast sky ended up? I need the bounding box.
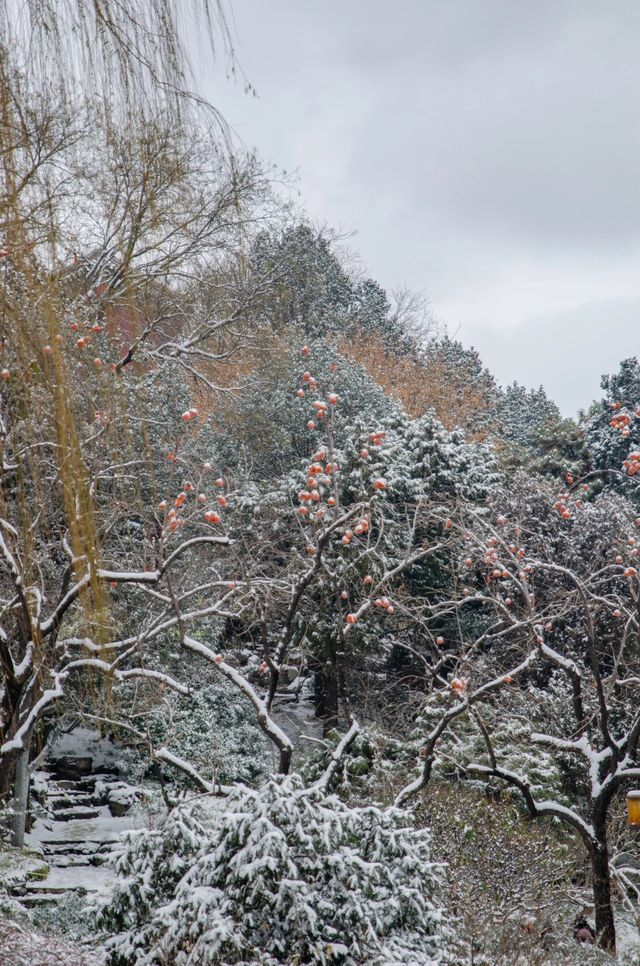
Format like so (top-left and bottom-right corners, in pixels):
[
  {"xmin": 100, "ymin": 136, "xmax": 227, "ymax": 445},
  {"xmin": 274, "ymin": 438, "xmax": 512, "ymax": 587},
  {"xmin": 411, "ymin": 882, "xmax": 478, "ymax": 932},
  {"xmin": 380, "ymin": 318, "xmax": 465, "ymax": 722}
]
[{"xmin": 198, "ymin": 1, "xmax": 640, "ymax": 415}]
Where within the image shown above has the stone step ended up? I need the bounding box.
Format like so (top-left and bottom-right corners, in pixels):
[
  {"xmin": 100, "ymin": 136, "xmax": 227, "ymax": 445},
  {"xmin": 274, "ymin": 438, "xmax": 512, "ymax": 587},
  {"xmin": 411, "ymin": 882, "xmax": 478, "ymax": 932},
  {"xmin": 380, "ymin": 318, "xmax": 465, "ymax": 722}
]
[
  {"xmin": 13, "ymin": 892, "xmax": 62, "ymax": 907},
  {"xmin": 10, "ymin": 858, "xmax": 116, "ymax": 895},
  {"xmin": 41, "ymin": 841, "xmax": 101, "ymax": 855},
  {"xmin": 48, "ymin": 756, "xmax": 94, "ymax": 780},
  {"xmin": 50, "ymin": 795, "xmax": 96, "ymax": 811},
  {"xmin": 23, "ymin": 882, "xmax": 70, "ymax": 895},
  {"xmin": 29, "ymin": 739, "xmax": 136, "ymax": 908},
  {"xmin": 48, "ymin": 854, "xmax": 93, "ymax": 868},
  {"xmin": 53, "ymin": 778, "xmax": 99, "ymax": 791},
  {"xmin": 51, "ymin": 806, "xmax": 102, "ymax": 821},
  {"xmin": 47, "ymin": 774, "xmax": 122, "ymax": 796},
  {"xmin": 92, "ymin": 772, "xmax": 123, "ymax": 783},
  {"xmin": 42, "ymin": 849, "xmax": 106, "ymax": 863},
  {"xmin": 42, "ymin": 838, "xmax": 118, "ymax": 852}
]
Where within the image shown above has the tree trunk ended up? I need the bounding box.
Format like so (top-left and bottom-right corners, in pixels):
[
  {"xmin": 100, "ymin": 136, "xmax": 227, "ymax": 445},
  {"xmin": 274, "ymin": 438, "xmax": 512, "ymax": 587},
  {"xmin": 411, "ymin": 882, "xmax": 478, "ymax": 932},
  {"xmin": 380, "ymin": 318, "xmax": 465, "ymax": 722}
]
[
  {"xmin": 0, "ymin": 748, "xmax": 18, "ymax": 803},
  {"xmin": 0, "ymin": 672, "xmax": 28, "ymax": 805},
  {"xmin": 10, "ymin": 742, "xmax": 30, "ymax": 847},
  {"xmin": 321, "ymin": 669, "xmax": 339, "ymax": 737},
  {"xmin": 591, "ymin": 827, "xmax": 616, "ymax": 953},
  {"xmin": 278, "ymin": 744, "xmax": 292, "ymax": 775},
  {"xmin": 313, "ymin": 658, "xmax": 339, "ymax": 736}
]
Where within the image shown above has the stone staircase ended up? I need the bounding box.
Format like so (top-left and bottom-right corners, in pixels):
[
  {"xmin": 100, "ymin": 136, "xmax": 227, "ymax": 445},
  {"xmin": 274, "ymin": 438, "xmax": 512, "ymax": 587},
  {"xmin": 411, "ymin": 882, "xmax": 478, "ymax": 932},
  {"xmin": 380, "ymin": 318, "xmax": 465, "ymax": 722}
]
[{"xmin": 10, "ymin": 737, "xmax": 141, "ymax": 908}]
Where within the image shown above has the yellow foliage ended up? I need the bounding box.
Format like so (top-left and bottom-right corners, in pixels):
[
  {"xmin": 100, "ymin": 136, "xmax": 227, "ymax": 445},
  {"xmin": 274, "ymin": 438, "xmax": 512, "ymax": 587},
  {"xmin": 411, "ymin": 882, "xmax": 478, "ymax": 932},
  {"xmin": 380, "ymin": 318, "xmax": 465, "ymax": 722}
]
[{"xmin": 339, "ymin": 330, "xmax": 496, "ymax": 439}]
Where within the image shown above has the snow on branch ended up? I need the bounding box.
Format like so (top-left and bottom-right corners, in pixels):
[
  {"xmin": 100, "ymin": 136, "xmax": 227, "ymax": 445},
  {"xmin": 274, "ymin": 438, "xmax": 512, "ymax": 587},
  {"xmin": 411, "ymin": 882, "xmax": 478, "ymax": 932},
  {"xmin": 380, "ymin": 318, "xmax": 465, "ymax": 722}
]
[
  {"xmin": 182, "ymin": 636, "xmax": 293, "ymax": 771},
  {"xmin": 160, "ymin": 535, "xmax": 232, "ymax": 572},
  {"xmin": 0, "ymin": 675, "xmax": 64, "ymax": 753},
  {"xmin": 308, "ymin": 718, "xmax": 360, "ymax": 794},
  {"xmin": 154, "ymin": 747, "xmax": 215, "ymax": 794},
  {"xmin": 531, "ymin": 732, "xmax": 610, "ymax": 796},
  {"xmin": 467, "ymin": 762, "xmax": 596, "ymax": 845},
  {"xmin": 394, "ymin": 648, "xmax": 540, "ymax": 807},
  {"xmin": 118, "ymin": 668, "xmax": 190, "ymax": 695},
  {"xmin": 342, "ymin": 542, "xmax": 446, "ymax": 634}
]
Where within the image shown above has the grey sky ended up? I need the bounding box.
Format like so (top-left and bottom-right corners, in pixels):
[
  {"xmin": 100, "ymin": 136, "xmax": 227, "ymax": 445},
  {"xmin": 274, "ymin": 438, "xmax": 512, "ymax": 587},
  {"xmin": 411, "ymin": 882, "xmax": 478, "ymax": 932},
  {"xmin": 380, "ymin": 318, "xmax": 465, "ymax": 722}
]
[{"xmin": 198, "ymin": 1, "xmax": 640, "ymax": 415}]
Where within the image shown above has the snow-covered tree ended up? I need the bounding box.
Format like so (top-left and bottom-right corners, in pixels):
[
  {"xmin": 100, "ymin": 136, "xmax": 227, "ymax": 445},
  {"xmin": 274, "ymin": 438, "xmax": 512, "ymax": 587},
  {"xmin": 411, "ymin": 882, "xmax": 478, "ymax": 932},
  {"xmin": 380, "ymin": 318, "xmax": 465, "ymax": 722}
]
[
  {"xmin": 107, "ymin": 669, "xmax": 271, "ymax": 792},
  {"xmin": 340, "ymin": 334, "xmax": 498, "ymax": 437},
  {"xmin": 583, "ymin": 356, "xmax": 640, "ymax": 500},
  {"xmin": 202, "ymin": 344, "xmax": 498, "ymax": 738},
  {"xmin": 98, "ymin": 773, "xmax": 449, "ymax": 966},
  {"xmin": 496, "ymin": 382, "xmax": 589, "ymax": 479},
  {"xmin": 247, "ymin": 225, "xmax": 405, "ymax": 344},
  {"xmin": 394, "ymin": 473, "xmax": 640, "ymax": 953},
  {"xmin": 0, "ymin": 106, "xmax": 278, "ymax": 842}
]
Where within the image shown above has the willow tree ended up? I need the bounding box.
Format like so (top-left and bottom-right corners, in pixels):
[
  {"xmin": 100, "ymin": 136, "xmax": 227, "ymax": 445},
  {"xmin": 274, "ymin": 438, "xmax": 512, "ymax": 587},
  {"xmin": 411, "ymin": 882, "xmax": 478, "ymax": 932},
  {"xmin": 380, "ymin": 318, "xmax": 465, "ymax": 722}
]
[
  {"xmin": 1, "ymin": 1, "xmax": 233, "ymax": 114},
  {"xmin": 0, "ymin": 0, "xmax": 251, "ymax": 844}
]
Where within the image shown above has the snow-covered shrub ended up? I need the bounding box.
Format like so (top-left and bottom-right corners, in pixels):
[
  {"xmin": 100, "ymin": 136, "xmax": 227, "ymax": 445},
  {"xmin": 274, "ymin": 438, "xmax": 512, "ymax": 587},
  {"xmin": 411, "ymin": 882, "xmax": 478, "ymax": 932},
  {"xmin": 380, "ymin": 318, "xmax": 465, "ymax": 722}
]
[
  {"xmin": 417, "ymin": 781, "xmax": 585, "ymax": 966},
  {"xmin": 32, "ymin": 892, "xmax": 100, "ymax": 944},
  {"xmin": 98, "ymin": 774, "xmax": 449, "ymax": 965}
]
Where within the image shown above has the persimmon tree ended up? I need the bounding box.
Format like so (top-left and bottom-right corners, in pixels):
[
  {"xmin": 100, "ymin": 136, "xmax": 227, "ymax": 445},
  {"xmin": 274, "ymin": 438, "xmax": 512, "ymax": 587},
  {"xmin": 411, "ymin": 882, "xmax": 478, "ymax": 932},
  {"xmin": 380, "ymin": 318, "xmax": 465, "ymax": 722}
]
[
  {"xmin": 0, "ymin": 122, "xmax": 282, "ymax": 848},
  {"xmin": 44, "ymin": 346, "xmax": 495, "ymax": 798},
  {"xmin": 0, "ymin": 0, "xmax": 266, "ymax": 846},
  {"xmin": 0, "ymin": 324, "xmax": 233, "ymax": 835},
  {"xmin": 119, "ymin": 347, "xmax": 459, "ymax": 767},
  {"xmin": 391, "ymin": 473, "xmax": 640, "ymax": 953},
  {"xmin": 199, "ymin": 344, "xmax": 497, "ymax": 736}
]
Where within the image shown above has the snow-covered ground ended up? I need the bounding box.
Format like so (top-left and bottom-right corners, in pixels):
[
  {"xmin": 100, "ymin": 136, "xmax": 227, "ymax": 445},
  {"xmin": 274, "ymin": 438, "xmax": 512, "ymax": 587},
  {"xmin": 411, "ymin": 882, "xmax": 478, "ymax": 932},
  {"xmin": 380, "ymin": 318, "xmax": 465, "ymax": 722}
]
[
  {"xmin": 46, "ymin": 727, "xmax": 126, "ymax": 771},
  {"xmin": 272, "ymin": 691, "xmax": 323, "ymax": 749},
  {"xmin": 0, "ymin": 916, "xmax": 103, "ymax": 966},
  {"xmin": 27, "ymin": 808, "xmax": 138, "ymax": 850},
  {"xmin": 21, "ymin": 796, "xmax": 142, "ymax": 901},
  {"xmin": 615, "ymin": 914, "xmax": 640, "ymax": 963}
]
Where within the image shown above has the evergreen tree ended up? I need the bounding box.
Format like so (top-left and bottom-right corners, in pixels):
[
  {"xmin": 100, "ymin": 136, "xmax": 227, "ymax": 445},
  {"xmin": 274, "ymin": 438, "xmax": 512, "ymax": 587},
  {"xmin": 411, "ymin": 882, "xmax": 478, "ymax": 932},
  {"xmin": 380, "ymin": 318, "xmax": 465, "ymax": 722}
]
[
  {"xmin": 497, "ymin": 382, "xmax": 589, "ymax": 479},
  {"xmin": 248, "ymin": 225, "xmax": 399, "ymax": 342},
  {"xmin": 583, "ymin": 356, "xmax": 640, "ymax": 499},
  {"xmin": 98, "ymin": 775, "xmax": 449, "ymax": 966}
]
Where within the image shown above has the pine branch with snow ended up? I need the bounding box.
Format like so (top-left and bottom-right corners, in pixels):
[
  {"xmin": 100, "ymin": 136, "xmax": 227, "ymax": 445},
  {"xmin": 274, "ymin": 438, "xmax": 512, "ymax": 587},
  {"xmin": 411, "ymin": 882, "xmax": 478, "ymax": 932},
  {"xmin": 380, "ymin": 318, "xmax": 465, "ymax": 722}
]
[{"xmin": 98, "ymin": 774, "xmax": 449, "ymax": 966}]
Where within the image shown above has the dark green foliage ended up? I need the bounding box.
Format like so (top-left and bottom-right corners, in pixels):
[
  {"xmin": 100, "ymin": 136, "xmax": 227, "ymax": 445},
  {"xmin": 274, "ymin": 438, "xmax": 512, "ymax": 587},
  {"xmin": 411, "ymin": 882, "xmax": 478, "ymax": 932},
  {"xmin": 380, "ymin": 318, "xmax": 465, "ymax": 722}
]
[
  {"xmin": 496, "ymin": 382, "xmax": 589, "ymax": 480},
  {"xmin": 583, "ymin": 357, "xmax": 640, "ymax": 499},
  {"xmin": 248, "ymin": 224, "xmax": 403, "ymax": 344}
]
